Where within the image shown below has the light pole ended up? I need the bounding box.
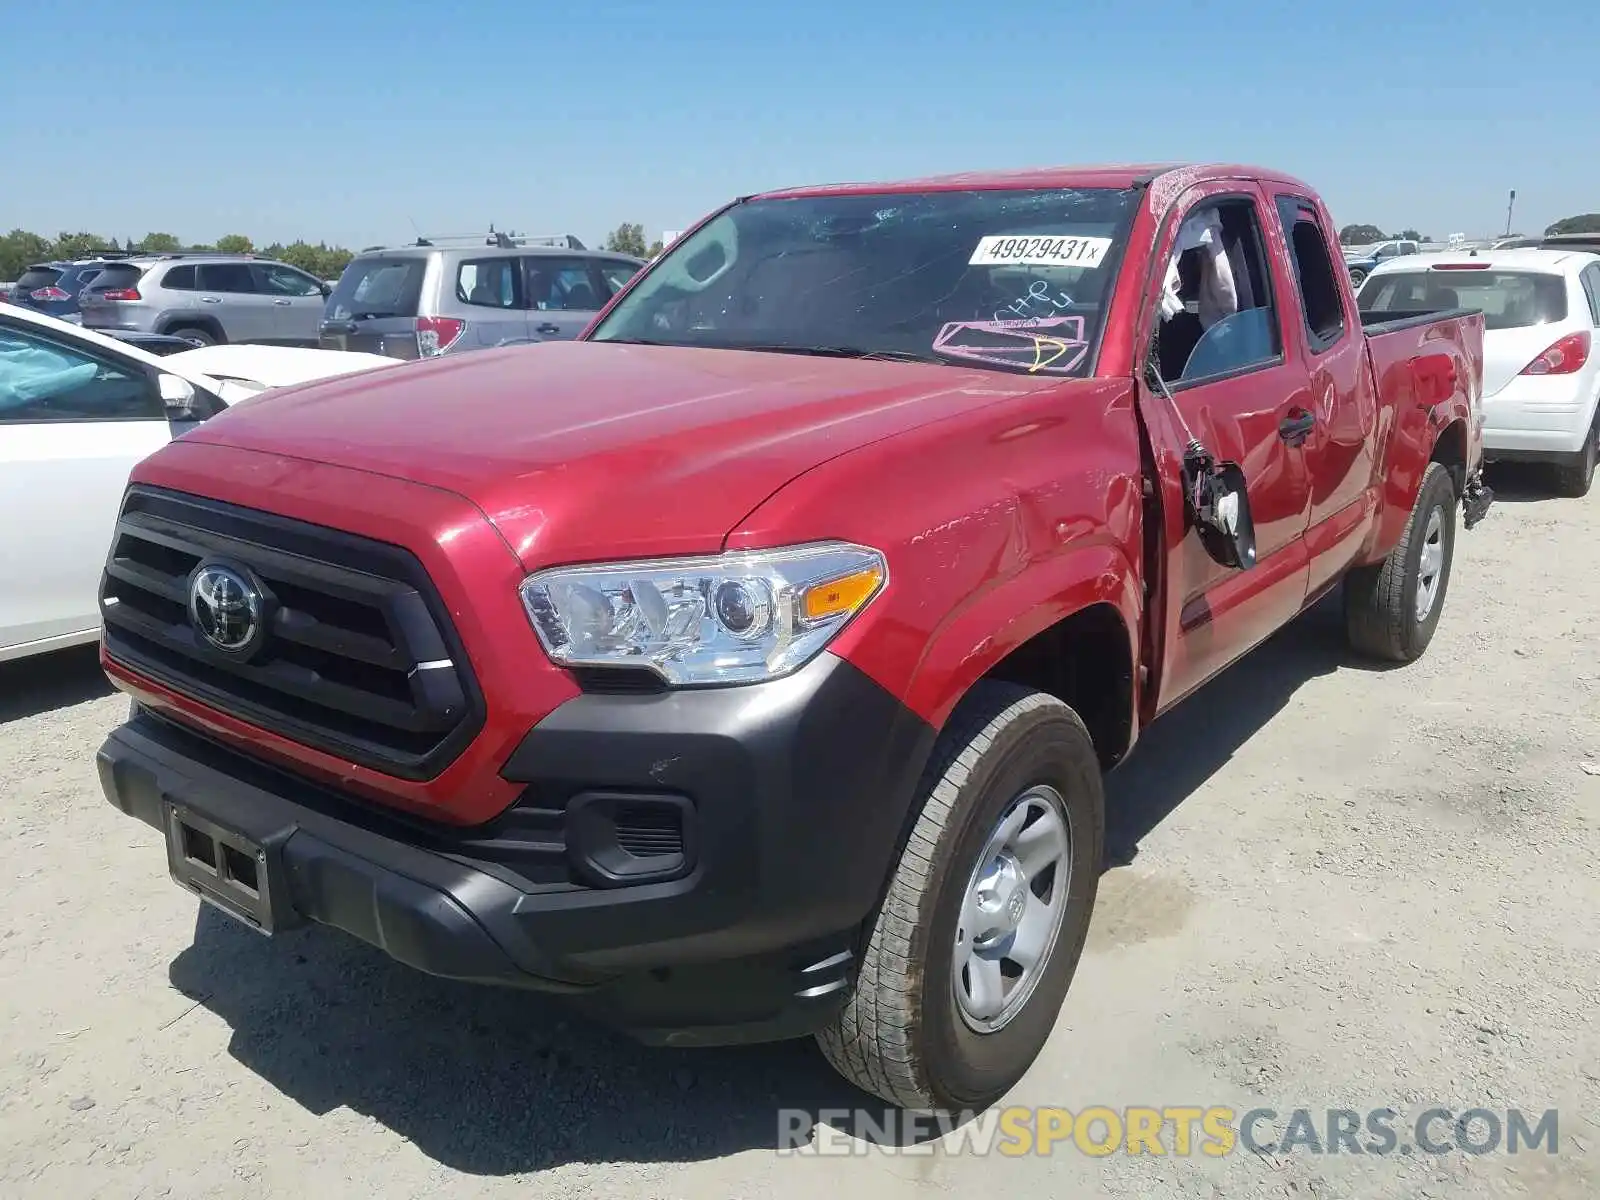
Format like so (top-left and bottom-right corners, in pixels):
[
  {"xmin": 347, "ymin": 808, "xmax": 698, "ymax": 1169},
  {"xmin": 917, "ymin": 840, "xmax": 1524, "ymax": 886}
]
[{"xmin": 1504, "ymin": 189, "xmax": 1517, "ymax": 238}]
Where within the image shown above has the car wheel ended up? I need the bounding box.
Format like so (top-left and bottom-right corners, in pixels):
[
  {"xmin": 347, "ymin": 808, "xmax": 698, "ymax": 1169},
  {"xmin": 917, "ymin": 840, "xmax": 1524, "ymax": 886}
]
[
  {"xmin": 1344, "ymin": 461, "xmax": 1457, "ymax": 663},
  {"xmin": 1348, "ymin": 268, "xmax": 1368, "ymax": 288},
  {"xmin": 1552, "ymin": 414, "xmax": 1598, "ymax": 498},
  {"xmin": 168, "ymin": 326, "xmax": 217, "ymax": 347},
  {"xmin": 816, "ymin": 681, "xmax": 1103, "ymax": 1112}
]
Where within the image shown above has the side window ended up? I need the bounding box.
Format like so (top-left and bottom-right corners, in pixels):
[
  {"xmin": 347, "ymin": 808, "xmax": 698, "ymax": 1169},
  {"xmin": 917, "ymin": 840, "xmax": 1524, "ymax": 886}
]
[
  {"xmin": 598, "ymin": 260, "xmax": 641, "ymax": 298},
  {"xmin": 525, "ymin": 257, "xmax": 604, "ymax": 311},
  {"xmin": 162, "ymin": 264, "xmax": 197, "ymax": 290},
  {"xmin": 1274, "ymin": 196, "xmax": 1348, "ymax": 350},
  {"xmin": 256, "ymin": 263, "xmax": 322, "ymax": 297},
  {"xmin": 1154, "ymin": 198, "xmax": 1283, "ymax": 387},
  {"xmin": 1582, "ymin": 266, "xmax": 1600, "ymax": 326},
  {"xmin": 0, "ymin": 322, "xmax": 162, "ymax": 423},
  {"xmin": 455, "ymin": 258, "xmax": 521, "ymax": 309},
  {"xmin": 196, "ymin": 263, "xmax": 257, "ymax": 293}
]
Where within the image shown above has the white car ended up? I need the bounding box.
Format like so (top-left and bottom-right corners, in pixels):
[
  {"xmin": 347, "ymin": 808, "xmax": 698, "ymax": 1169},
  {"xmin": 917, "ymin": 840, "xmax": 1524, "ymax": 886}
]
[
  {"xmin": 0, "ymin": 305, "xmax": 396, "ymax": 663},
  {"xmin": 1359, "ymin": 248, "xmax": 1600, "ymax": 496}
]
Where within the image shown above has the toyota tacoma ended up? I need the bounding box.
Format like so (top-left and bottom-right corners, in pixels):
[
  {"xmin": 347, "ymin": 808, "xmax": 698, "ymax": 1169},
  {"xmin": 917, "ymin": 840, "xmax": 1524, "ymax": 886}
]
[{"xmin": 95, "ymin": 163, "xmax": 1493, "ymax": 1112}]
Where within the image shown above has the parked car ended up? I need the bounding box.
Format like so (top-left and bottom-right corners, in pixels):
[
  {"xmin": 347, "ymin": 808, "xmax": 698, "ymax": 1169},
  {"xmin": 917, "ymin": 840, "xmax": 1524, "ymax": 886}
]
[
  {"xmin": 1343, "ymin": 238, "xmax": 1420, "ymax": 287},
  {"xmin": 1541, "ymin": 231, "xmax": 1600, "ymax": 255},
  {"xmin": 1359, "ymin": 247, "xmax": 1600, "ymax": 496},
  {"xmin": 0, "ymin": 306, "xmax": 396, "ymax": 664},
  {"xmin": 7, "ymin": 258, "xmax": 122, "ymax": 321},
  {"xmin": 77, "ymin": 253, "xmax": 333, "ymax": 347},
  {"xmin": 95, "ymin": 162, "xmax": 1490, "ymax": 1112},
  {"xmin": 319, "ymin": 235, "xmax": 645, "ymax": 360}
]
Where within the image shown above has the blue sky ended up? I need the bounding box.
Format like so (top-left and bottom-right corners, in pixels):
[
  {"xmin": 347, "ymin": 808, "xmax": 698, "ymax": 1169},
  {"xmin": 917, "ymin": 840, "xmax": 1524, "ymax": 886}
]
[{"xmin": 2, "ymin": 0, "xmax": 1593, "ymax": 250}]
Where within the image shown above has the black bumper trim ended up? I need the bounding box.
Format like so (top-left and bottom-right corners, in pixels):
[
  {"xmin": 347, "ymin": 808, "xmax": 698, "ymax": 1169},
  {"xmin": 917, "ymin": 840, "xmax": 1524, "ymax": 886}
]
[
  {"xmin": 98, "ymin": 652, "xmax": 936, "ymax": 1043},
  {"xmin": 98, "ymin": 720, "xmax": 598, "ymax": 990}
]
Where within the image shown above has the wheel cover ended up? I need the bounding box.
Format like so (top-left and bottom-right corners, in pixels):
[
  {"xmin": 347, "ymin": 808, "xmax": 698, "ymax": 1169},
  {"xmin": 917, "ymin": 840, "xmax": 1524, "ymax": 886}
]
[
  {"xmin": 953, "ymin": 784, "xmax": 1072, "ymax": 1034},
  {"xmin": 1415, "ymin": 504, "xmax": 1446, "ymax": 622}
]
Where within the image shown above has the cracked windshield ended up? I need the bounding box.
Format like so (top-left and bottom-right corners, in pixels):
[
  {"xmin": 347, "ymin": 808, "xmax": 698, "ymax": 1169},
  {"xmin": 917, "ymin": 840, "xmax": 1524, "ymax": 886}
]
[{"xmin": 590, "ymin": 187, "xmax": 1139, "ymax": 374}]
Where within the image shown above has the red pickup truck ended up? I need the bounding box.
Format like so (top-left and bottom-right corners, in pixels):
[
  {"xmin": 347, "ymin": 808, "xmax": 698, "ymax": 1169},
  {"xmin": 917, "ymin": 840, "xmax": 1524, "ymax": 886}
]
[{"xmin": 95, "ymin": 163, "xmax": 1492, "ymax": 1113}]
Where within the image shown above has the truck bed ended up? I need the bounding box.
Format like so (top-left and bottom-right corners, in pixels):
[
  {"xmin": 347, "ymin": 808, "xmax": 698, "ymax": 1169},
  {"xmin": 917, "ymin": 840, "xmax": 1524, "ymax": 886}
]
[
  {"xmin": 1359, "ymin": 305, "xmax": 1477, "ymax": 337},
  {"xmin": 1361, "ymin": 305, "xmax": 1486, "ymax": 483}
]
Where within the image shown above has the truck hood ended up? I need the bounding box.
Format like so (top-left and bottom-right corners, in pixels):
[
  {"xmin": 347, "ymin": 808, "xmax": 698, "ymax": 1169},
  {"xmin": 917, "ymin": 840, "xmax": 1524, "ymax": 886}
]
[{"xmin": 182, "ymin": 340, "xmax": 1068, "ymax": 566}]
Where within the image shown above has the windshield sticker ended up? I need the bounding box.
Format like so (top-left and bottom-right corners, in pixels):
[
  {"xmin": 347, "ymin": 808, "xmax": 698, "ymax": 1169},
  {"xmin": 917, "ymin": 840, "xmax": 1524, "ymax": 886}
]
[
  {"xmin": 994, "ymin": 278, "xmax": 1077, "ymax": 323},
  {"xmin": 932, "ymin": 316, "xmax": 1089, "ymax": 374},
  {"xmin": 969, "ymin": 235, "xmax": 1113, "ymax": 269}
]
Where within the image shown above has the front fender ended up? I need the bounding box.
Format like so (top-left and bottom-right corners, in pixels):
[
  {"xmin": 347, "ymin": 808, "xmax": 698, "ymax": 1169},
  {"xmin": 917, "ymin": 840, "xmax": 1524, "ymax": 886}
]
[{"xmin": 900, "ymin": 537, "xmax": 1142, "ymax": 737}]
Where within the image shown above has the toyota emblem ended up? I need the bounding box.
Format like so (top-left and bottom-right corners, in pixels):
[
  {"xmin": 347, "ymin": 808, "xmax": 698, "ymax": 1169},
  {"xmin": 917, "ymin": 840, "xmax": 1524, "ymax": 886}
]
[{"xmin": 188, "ymin": 563, "xmax": 264, "ymax": 655}]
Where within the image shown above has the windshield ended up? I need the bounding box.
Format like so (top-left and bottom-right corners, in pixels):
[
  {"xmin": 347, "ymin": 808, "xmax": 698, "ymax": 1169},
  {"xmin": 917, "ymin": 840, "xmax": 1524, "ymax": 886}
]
[
  {"xmin": 588, "ymin": 186, "xmax": 1141, "ymax": 375},
  {"xmin": 1359, "ymin": 269, "xmax": 1567, "ymax": 330}
]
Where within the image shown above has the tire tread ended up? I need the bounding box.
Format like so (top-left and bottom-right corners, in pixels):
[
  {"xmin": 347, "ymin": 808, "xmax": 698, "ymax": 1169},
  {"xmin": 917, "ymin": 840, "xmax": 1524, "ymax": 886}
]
[
  {"xmin": 1345, "ymin": 461, "xmax": 1453, "ymax": 662},
  {"xmin": 816, "ymin": 682, "xmax": 1087, "ymax": 1109}
]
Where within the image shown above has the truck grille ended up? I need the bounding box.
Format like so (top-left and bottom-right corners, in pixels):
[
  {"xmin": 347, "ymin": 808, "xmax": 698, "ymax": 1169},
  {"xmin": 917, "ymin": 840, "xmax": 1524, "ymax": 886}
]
[{"xmin": 99, "ymin": 485, "xmax": 482, "ymax": 780}]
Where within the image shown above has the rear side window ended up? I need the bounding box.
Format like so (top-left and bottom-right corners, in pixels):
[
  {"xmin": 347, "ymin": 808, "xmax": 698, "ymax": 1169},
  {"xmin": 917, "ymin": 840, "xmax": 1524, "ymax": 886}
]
[
  {"xmin": 327, "ymin": 257, "xmax": 426, "ymax": 320},
  {"xmin": 1581, "ymin": 265, "xmax": 1600, "ymax": 326},
  {"xmin": 525, "ymin": 256, "xmax": 604, "ymax": 312},
  {"xmin": 162, "ymin": 264, "xmax": 197, "ymax": 290},
  {"xmin": 62, "ymin": 266, "xmax": 104, "ymax": 290},
  {"xmin": 455, "ymin": 258, "xmax": 521, "ymax": 309},
  {"xmin": 1275, "ymin": 196, "xmax": 1347, "ymax": 348},
  {"xmin": 1359, "ymin": 270, "xmax": 1568, "ymax": 330},
  {"xmin": 196, "ymin": 263, "xmax": 257, "ymax": 293}
]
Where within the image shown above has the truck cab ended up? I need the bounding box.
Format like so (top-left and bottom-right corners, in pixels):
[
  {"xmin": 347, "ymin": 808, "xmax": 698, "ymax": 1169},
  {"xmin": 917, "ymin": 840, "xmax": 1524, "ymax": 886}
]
[{"xmin": 94, "ymin": 163, "xmax": 1489, "ymax": 1114}]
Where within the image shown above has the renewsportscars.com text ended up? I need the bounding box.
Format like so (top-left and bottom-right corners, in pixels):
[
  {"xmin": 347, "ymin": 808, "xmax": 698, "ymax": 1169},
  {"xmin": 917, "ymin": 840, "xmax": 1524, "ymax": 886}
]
[{"xmin": 778, "ymin": 1106, "xmax": 1559, "ymax": 1158}]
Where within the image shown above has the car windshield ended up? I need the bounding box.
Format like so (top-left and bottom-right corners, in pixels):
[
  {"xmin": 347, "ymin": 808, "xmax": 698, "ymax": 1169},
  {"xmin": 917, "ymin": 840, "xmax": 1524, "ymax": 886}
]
[
  {"xmin": 1359, "ymin": 269, "xmax": 1568, "ymax": 330},
  {"xmin": 588, "ymin": 186, "xmax": 1141, "ymax": 376}
]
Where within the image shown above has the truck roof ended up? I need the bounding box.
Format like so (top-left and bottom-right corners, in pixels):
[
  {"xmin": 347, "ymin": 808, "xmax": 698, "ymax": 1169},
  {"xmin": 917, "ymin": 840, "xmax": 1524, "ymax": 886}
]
[{"xmin": 758, "ymin": 162, "xmax": 1315, "ymax": 200}]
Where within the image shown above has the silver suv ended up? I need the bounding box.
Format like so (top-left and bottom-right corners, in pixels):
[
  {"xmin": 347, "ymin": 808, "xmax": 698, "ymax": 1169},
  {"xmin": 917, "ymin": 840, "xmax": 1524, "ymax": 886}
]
[
  {"xmin": 78, "ymin": 253, "xmax": 331, "ymax": 346},
  {"xmin": 318, "ymin": 234, "xmax": 645, "ymax": 360}
]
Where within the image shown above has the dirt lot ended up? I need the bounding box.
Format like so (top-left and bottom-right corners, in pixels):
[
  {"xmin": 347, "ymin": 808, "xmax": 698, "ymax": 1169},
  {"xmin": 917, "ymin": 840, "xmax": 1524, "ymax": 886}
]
[{"xmin": 3, "ymin": 465, "xmax": 1598, "ymax": 1200}]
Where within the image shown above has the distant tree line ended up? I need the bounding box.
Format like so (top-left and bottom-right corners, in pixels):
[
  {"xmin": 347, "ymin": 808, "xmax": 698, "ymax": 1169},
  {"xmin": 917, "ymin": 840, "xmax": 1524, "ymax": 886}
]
[
  {"xmin": 603, "ymin": 223, "xmax": 664, "ymax": 259},
  {"xmin": 1339, "ymin": 224, "xmax": 1427, "ymax": 245},
  {"xmin": 1340, "ymin": 213, "xmax": 1600, "ymax": 245},
  {"xmin": 1546, "ymin": 213, "xmax": 1600, "ymax": 235},
  {"xmin": 0, "ymin": 229, "xmax": 355, "ymax": 282}
]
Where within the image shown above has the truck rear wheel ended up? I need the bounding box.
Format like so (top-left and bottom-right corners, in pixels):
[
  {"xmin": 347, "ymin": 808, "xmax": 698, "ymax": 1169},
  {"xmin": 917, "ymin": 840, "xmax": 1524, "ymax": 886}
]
[
  {"xmin": 816, "ymin": 682, "xmax": 1103, "ymax": 1112},
  {"xmin": 1344, "ymin": 461, "xmax": 1456, "ymax": 662}
]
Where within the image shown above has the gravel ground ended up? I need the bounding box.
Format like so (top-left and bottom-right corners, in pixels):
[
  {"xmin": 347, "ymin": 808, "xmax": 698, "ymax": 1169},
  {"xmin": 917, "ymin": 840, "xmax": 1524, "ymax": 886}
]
[{"xmin": 2, "ymin": 464, "xmax": 1597, "ymax": 1199}]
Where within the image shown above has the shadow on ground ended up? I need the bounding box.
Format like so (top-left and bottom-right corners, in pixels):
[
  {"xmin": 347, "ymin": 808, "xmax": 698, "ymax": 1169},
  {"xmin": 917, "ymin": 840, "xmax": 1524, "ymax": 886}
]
[
  {"xmin": 1482, "ymin": 460, "xmax": 1567, "ymax": 504},
  {"xmin": 0, "ymin": 643, "xmax": 113, "ymax": 724},
  {"xmin": 1104, "ymin": 587, "xmax": 1373, "ymax": 864},
  {"xmin": 168, "ymin": 590, "xmax": 1370, "ymax": 1173}
]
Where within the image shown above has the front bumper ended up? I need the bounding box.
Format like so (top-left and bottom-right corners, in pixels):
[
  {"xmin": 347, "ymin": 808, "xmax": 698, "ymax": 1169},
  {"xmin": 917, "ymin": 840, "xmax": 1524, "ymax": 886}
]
[{"xmin": 98, "ymin": 651, "xmax": 935, "ymax": 1045}]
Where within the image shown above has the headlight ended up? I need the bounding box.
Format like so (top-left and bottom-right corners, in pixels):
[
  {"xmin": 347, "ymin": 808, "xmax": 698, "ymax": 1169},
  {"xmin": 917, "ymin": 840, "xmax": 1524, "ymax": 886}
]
[{"xmin": 520, "ymin": 542, "xmax": 887, "ymax": 686}]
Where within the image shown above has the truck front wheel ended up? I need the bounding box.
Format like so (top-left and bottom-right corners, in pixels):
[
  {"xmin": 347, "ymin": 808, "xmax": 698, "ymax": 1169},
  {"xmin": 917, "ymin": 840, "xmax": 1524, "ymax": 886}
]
[
  {"xmin": 817, "ymin": 682, "xmax": 1104, "ymax": 1112},
  {"xmin": 1344, "ymin": 460, "xmax": 1457, "ymax": 662}
]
